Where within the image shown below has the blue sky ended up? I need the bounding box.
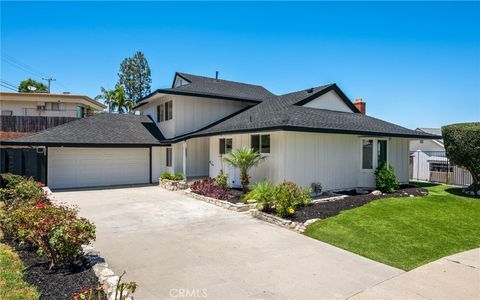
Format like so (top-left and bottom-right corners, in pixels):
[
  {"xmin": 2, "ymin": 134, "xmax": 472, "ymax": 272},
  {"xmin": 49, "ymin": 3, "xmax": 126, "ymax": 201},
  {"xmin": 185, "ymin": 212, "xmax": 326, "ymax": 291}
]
[{"xmin": 1, "ymin": 1, "xmax": 479, "ymax": 129}]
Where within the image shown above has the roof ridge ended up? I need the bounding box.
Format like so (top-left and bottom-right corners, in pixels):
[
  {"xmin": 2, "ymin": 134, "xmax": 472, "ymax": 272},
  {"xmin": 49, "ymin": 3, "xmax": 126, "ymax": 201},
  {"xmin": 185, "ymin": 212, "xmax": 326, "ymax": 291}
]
[{"xmin": 177, "ymin": 72, "xmax": 270, "ymax": 89}]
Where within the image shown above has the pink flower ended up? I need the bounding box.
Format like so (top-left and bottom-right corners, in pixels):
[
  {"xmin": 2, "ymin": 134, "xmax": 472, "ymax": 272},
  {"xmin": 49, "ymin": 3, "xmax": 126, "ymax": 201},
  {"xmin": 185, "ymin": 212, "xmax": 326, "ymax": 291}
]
[{"xmin": 37, "ymin": 202, "xmax": 46, "ymax": 209}]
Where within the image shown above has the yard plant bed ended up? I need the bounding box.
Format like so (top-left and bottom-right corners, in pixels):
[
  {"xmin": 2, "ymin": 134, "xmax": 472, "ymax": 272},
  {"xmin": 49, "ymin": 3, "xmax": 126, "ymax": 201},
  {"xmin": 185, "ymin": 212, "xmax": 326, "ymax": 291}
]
[
  {"xmin": 1, "ymin": 237, "xmax": 102, "ymax": 300},
  {"xmin": 304, "ymin": 183, "xmax": 480, "ymax": 270},
  {"xmin": 289, "ymin": 186, "xmax": 428, "ymax": 222},
  {"xmin": 2, "ymin": 237, "xmax": 101, "ymax": 300}
]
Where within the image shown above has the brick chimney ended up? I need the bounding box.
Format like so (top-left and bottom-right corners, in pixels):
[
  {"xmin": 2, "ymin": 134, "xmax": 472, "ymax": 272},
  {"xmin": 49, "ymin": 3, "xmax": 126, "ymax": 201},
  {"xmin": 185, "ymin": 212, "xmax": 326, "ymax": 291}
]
[{"xmin": 353, "ymin": 98, "xmax": 366, "ymax": 114}]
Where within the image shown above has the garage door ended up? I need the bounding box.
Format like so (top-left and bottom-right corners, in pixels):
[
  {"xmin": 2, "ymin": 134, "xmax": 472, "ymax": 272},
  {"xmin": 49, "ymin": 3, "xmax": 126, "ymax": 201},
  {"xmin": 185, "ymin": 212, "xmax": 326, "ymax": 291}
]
[{"xmin": 48, "ymin": 148, "xmax": 149, "ymax": 189}]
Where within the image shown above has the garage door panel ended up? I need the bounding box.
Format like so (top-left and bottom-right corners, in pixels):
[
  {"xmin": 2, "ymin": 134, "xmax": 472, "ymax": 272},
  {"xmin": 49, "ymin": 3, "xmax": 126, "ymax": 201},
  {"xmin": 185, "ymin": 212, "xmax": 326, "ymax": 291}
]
[{"xmin": 48, "ymin": 148, "xmax": 150, "ymax": 189}]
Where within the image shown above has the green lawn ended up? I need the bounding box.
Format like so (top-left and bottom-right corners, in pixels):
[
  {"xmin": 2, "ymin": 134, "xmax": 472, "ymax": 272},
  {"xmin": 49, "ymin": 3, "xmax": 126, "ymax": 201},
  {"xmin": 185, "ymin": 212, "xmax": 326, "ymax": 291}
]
[
  {"xmin": 304, "ymin": 183, "xmax": 480, "ymax": 271},
  {"xmin": 0, "ymin": 229, "xmax": 39, "ymax": 300}
]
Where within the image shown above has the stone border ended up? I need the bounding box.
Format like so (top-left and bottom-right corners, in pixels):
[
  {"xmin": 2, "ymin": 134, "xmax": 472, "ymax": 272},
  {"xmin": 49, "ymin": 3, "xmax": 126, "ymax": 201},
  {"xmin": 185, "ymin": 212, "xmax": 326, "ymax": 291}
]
[
  {"xmin": 312, "ymin": 194, "xmax": 348, "ymax": 203},
  {"xmin": 249, "ymin": 209, "xmax": 322, "ymax": 233},
  {"xmin": 182, "ymin": 190, "xmax": 255, "ymax": 212},
  {"xmin": 159, "ymin": 178, "xmax": 189, "ymax": 191},
  {"xmin": 83, "ymin": 245, "xmax": 133, "ymax": 300}
]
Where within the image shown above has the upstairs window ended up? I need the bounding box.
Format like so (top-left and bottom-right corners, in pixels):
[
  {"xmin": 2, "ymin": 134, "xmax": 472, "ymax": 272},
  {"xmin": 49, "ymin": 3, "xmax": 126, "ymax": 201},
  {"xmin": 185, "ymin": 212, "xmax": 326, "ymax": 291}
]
[
  {"xmin": 49, "ymin": 102, "xmax": 60, "ymax": 111},
  {"xmin": 362, "ymin": 139, "xmax": 373, "ymax": 169},
  {"xmin": 251, "ymin": 134, "xmax": 270, "ymax": 154},
  {"xmin": 219, "ymin": 138, "xmax": 232, "ymax": 155},
  {"xmin": 157, "ymin": 101, "xmax": 172, "ymax": 122}
]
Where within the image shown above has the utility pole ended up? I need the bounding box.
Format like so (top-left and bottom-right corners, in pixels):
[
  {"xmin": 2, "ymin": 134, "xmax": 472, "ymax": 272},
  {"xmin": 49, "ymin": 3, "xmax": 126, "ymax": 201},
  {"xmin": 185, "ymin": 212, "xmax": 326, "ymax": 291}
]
[{"xmin": 42, "ymin": 77, "xmax": 56, "ymax": 93}]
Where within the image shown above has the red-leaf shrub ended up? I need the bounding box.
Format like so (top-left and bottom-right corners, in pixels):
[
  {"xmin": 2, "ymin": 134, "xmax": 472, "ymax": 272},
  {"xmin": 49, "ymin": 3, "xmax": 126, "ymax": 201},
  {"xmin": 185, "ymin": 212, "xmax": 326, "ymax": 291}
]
[
  {"xmin": 2, "ymin": 202, "xmax": 96, "ymax": 268},
  {"xmin": 0, "ymin": 176, "xmax": 49, "ymax": 210},
  {"xmin": 190, "ymin": 177, "xmax": 235, "ymax": 200}
]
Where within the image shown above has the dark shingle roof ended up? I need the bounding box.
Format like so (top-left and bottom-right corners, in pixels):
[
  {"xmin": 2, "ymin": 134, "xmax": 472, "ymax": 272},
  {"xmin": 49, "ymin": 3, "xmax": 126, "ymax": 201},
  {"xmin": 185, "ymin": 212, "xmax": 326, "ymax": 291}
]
[
  {"xmin": 2, "ymin": 114, "xmax": 167, "ymax": 146},
  {"xmin": 179, "ymin": 85, "xmax": 441, "ymax": 140},
  {"xmin": 139, "ymin": 72, "xmax": 275, "ymax": 103}
]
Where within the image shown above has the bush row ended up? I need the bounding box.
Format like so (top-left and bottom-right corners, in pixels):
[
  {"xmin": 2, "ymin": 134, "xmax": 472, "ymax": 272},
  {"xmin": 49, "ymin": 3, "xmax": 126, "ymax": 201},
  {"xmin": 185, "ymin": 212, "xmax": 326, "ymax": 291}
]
[
  {"xmin": 0, "ymin": 173, "xmax": 95, "ymax": 269},
  {"xmin": 244, "ymin": 181, "xmax": 312, "ymax": 217},
  {"xmin": 160, "ymin": 172, "xmax": 185, "ymax": 181}
]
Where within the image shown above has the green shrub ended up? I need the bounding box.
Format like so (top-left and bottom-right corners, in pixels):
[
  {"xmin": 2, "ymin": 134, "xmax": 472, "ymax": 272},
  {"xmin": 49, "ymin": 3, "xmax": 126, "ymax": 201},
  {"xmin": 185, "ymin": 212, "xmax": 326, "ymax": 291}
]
[
  {"xmin": 244, "ymin": 181, "xmax": 275, "ymax": 210},
  {"xmin": 2, "ymin": 202, "xmax": 95, "ymax": 268},
  {"xmin": 442, "ymin": 122, "xmax": 480, "ymax": 192},
  {"xmin": 274, "ymin": 182, "xmax": 312, "ymax": 217},
  {"xmin": 375, "ymin": 162, "xmax": 400, "ymax": 193},
  {"xmin": 160, "ymin": 172, "xmax": 184, "ymax": 181},
  {"xmin": 215, "ymin": 171, "xmax": 229, "ymax": 190},
  {"xmin": 0, "ymin": 176, "xmax": 48, "ymax": 210},
  {"xmin": 0, "ymin": 173, "xmax": 23, "ymax": 189}
]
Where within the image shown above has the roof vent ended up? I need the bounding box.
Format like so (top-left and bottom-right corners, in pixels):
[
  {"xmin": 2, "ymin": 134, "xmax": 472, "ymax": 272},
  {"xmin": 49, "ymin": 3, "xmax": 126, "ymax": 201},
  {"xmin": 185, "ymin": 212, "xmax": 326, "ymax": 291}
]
[
  {"xmin": 307, "ymin": 88, "xmax": 314, "ymax": 93},
  {"xmin": 62, "ymin": 92, "xmax": 70, "ymax": 94}
]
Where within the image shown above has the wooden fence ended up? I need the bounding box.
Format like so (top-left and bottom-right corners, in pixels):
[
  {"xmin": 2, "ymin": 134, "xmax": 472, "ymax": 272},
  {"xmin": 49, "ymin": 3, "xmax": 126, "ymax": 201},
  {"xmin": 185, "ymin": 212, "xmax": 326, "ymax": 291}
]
[{"xmin": 0, "ymin": 115, "xmax": 77, "ymax": 132}]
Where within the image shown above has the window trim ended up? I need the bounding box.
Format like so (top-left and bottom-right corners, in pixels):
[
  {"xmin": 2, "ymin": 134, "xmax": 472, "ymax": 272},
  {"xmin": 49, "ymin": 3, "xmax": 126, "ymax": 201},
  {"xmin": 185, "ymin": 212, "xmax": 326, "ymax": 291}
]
[
  {"xmin": 361, "ymin": 138, "xmax": 388, "ymax": 170},
  {"xmin": 251, "ymin": 134, "xmax": 271, "ymax": 154},
  {"xmin": 361, "ymin": 139, "xmax": 374, "ymax": 170}
]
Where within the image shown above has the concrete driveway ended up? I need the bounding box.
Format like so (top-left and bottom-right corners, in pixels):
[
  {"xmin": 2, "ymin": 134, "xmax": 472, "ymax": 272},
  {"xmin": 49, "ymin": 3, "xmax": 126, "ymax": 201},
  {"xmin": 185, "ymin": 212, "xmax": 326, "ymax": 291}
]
[{"xmin": 54, "ymin": 185, "xmax": 402, "ymax": 299}]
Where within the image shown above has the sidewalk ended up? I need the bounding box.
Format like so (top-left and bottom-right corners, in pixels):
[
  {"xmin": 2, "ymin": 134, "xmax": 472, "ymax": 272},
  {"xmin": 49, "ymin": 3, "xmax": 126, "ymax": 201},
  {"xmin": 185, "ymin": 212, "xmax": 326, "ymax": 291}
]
[{"xmin": 351, "ymin": 248, "xmax": 480, "ymax": 299}]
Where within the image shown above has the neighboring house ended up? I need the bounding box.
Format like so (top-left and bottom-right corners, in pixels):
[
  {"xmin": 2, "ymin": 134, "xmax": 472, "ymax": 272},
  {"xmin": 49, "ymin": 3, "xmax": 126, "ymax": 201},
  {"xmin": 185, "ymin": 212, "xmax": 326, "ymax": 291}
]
[
  {"xmin": 0, "ymin": 92, "xmax": 105, "ymax": 118},
  {"xmin": 3, "ymin": 72, "xmax": 439, "ymax": 190},
  {"xmin": 409, "ymin": 128, "xmax": 472, "ymax": 185}
]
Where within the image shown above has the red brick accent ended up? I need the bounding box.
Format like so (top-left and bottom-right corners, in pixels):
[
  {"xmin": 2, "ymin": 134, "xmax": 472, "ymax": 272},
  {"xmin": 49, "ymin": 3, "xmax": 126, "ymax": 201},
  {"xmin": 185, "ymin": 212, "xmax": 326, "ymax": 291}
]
[{"xmin": 353, "ymin": 98, "xmax": 366, "ymax": 114}]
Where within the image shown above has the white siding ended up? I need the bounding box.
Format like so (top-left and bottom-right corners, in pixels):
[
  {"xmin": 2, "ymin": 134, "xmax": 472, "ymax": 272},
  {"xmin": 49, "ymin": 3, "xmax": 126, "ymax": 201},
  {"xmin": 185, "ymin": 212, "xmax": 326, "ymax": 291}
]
[
  {"xmin": 209, "ymin": 132, "xmax": 285, "ymax": 188},
  {"xmin": 302, "ymin": 90, "xmax": 353, "ymax": 113},
  {"xmin": 186, "ymin": 137, "xmax": 209, "ymax": 177},
  {"xmin": 152, "ymin": 146, "xmax": 167, "ymax": 180},
  {"xmin": 138, "ymin": 94, "xmax": 251, "ymax": 139},
  {"xmin": 208, "ymin": 131, "xmax": 410, "ymax": 190}
]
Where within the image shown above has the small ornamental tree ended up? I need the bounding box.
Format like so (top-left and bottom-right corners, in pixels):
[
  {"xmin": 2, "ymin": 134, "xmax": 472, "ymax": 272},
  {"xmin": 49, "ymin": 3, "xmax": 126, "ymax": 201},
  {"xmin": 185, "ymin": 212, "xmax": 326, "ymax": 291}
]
[
  {"xmin": 223, "ymin": 147, "xmax": 266, "ymax": 193},
  {"xmin": 442, "ymin": 123, "xmax": 480, "ymax": 193}
]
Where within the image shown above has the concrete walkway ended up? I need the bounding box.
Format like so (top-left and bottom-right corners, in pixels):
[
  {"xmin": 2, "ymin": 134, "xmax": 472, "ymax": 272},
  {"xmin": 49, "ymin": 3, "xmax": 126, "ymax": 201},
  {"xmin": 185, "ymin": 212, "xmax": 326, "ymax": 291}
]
[
  {"xmin": 54, "ymin": 185, "xmax": 402, "ymax": 299},
  {"xmin": 351, "ymin": 248, "xmax": 480, "ymax": 300}
]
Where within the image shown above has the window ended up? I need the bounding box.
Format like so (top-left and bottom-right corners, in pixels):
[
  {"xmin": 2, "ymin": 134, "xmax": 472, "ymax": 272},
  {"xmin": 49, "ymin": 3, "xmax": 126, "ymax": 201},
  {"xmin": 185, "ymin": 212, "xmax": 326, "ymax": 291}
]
[
  {"xmin": 362, "ymin": 139, "xmax": 373, "ymax": 169},
  {"xmin": 1, "ymin": 110, "xmax": 13, "ymax": 116},
  {"xmin": 219, "ymin": 138, "xmax": 232, "ymax": 155},
  {"xmin": 76, "ymin": 106, "xmax": 85, "ymax": 118},
  {"xmin": 166, "ymin": 101, "xmax": 173, "ymax": 120},
  {"xmin": 166, "ymin": 148, "xmax": 172, "ymax": 167},
  {"xmin": 50, "ymin": 102, "xmax": 60, "ymax": 111},
  {"xmin": 429, "ymin": 163, "xmax": 453, "ymax": 173},
  {"xmin": 157, "ymin": 105, "xmax": 164, "ymax": 122},
  {"xmin": 251, "ymin": 134, "xmax": 270, "ymax": 154},
  {"xmin": 377, "ymin": 140, "xmax": 387, "ymax": 166},
  {"xmin": 157, "ymin": 101, "xmax": 172, "ymax": 122}
]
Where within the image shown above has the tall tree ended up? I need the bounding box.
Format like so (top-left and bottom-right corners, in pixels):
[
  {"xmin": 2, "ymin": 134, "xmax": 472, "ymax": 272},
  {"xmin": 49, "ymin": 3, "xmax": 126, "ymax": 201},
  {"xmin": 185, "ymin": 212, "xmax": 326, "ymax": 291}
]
[
  {"xmin": 117, "ymin": 51, "xmax": 151, "ymax": 104},
  {"xmin": 18, "ymin": 78, "xmax": 48, "ymax": 93}
]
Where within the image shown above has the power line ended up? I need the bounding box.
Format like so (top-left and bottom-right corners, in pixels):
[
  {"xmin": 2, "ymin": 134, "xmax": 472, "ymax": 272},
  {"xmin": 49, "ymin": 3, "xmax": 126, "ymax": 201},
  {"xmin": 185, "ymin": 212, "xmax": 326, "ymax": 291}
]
[
  {"xmin": 0, "ymin": 79, "xmax": 17, "ymax": 89},
  {"xmin": 42, "ymin": 77, "xmax": 56, "ymax": 93},
  {"xmin": 0, "ymin": 83, "xmax": 17, "ymax": 91}
]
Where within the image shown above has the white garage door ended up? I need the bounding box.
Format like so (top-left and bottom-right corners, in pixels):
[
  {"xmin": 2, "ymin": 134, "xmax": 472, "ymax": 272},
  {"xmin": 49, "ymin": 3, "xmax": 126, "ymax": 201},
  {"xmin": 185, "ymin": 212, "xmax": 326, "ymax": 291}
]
[{"xmin": 48, "ymin": 147, "xmax": 150, "ymax": 189}]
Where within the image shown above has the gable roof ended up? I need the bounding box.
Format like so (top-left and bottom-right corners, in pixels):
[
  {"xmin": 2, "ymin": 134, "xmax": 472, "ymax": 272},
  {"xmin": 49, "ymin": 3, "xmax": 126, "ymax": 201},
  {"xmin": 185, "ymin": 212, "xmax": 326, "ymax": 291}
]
[
  {"xmin": 137, "ymin": 72, "xmax": 275, "ymax": 105},
  {"xmin": 2, "ymin": 113, "xmax": 167, "ymax": 147},
  {"xmin": 416, "ymin": 128, "xmax": 444, "ymax": 144},
  {"xmin": 172, "ymin": 84, "xmax": 441, "ymax": 140}
]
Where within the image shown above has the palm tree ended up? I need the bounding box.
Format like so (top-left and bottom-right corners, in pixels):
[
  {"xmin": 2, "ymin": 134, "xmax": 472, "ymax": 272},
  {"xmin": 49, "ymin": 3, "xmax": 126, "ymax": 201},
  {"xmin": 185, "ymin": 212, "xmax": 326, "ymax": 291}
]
[
  {"xmin": 223, "ymin": 147, "xmax": 266, "ymax": 193},
  {"xmin": 112, "ymin": 85, "xmax": 134, "ymax": 114},
  {"xmin": 95, "ymin": 87, "xmax": 115, "ymax": 112}
]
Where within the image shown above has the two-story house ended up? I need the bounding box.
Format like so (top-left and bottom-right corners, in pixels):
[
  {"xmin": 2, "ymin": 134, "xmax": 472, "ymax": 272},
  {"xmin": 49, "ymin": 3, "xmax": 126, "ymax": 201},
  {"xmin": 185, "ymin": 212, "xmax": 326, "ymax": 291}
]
[
  {"xmin": 0, "ymin": 92, "xmax": 105, "ymax": 118},
  {"xmin": 4, "ymin": 72, "xmax": 439, "ymax": 190}
]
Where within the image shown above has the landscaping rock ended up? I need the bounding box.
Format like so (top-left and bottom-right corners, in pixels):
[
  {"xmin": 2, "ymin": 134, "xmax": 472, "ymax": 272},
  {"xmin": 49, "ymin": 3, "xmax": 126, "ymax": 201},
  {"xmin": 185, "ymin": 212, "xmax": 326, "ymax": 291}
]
[
  {"xmin": 371, "ymin": 190, "xmax": 382, "ymax": 196},
  {"xmin": 159, "ymin": 178, "xmax": 189, "ymax": 191},
  {"xmin": 183, "ymin": 190, "xmax": 255, "ymax": 212},
  {"xmin": 304, "ymin": 218, "xmax": 320, "ymax": 226}
]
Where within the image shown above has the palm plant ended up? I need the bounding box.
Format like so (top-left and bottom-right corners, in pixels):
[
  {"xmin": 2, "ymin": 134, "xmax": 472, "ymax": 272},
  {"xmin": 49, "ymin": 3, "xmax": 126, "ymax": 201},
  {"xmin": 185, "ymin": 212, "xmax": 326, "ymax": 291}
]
[
  {"xmin": 95, "ymin": 86, "xmax": 115, "ymax": 112},
  {"xmin": 110, "ymin": 85, "xmax": 134, "ymax": 114},
  {"xmin": 223, "ymin": 147, "xmax": 266, "ymax": 193}
]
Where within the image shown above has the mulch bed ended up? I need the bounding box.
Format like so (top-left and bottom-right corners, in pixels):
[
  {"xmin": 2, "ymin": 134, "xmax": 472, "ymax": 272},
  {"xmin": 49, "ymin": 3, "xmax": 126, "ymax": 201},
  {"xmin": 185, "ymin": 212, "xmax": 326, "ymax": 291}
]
[
  {"xmin": 2, "ymin": 237, "xmax": 102, "ymax": 300},
  {"xmin": 286, "ymin": 186, "xmax": 429, "ymax": 223}
]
